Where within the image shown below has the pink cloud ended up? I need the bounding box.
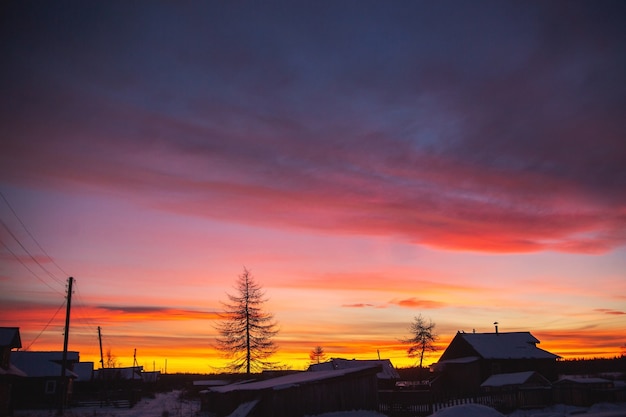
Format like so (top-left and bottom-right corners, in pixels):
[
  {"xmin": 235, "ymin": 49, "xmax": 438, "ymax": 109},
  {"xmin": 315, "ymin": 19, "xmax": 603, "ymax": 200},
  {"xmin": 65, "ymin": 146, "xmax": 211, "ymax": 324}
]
[{"xmin": 389, "ymin": 297, "xmax": 445, "ymax": 309}]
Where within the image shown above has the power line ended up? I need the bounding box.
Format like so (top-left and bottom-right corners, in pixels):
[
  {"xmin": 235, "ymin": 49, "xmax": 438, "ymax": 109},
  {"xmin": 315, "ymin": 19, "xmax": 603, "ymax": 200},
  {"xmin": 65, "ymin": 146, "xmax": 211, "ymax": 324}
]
[
  {"xmin": 72, "ymin": 280, "xmax": 99, "ymax": 334},
  {"xmin": 0, "ymin": 239, "xmax": 64, "ymax": 295},
  {"xmin": 0, "ymin": 217, "xmax": 65, "ymax": 286},
  {"xmin": 0, "ymin": 190, "xmax": 69, "ymax": 278},
  {"xmin": 24, "ymin": 299, "xmax": 66, "ymax": 350}
]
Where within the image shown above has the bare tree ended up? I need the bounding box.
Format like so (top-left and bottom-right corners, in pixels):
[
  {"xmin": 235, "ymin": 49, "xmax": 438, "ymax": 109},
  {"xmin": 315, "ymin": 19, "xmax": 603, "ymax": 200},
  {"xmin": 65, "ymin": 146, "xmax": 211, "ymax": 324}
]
[
  {"xmin": 309, "ymin": 346, "xmax": 327, "ymax": 364},
  {"xmin": 215, "ymin": 267, "xmax": 279, "ymax": 375},
  {"xmin": 401, "ymin": 314, "xmax": 438, "ymax": 368},
  {"xmin": 104, "ymin": 348, "xmax": 121, "ymax": 368}
]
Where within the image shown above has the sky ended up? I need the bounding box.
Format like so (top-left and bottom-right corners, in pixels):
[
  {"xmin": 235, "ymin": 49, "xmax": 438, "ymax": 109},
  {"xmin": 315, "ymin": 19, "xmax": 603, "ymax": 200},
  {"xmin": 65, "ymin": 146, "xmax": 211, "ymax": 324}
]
[{"xmin": 1, "ymin": 1, "xmax": 625, "ymax": 373}]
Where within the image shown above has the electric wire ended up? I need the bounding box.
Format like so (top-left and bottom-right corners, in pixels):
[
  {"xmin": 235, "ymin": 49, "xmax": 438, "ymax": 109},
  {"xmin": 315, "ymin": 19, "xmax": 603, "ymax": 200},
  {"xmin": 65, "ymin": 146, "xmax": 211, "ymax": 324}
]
[
  {"xmin": 0, "ymin": 239, "xmax": 64, "ymax": 295},
  {"xmin": 0, "ymin": 190, "xmax": 69, "ymax": 278},
  {"xmin": 72, "ymin": 280, "xmax": 99, "ymax": 335},
  {"xmin": 0, "ymin": 217, "xmax": 65, "ymax": 286},
  {"xmin": 23, "ymin": 300, "xmax": 66, "ymax": 350}
]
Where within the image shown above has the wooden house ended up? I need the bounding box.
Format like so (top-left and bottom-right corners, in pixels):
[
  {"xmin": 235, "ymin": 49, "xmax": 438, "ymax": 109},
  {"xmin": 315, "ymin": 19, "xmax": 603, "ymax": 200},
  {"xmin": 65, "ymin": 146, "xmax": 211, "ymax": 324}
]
[
  {"xmin": 206, "ymin": 364, "xmax": 381, "ymax": 417},
  {"xmin": 308, "ymin": 358, "xmax": 400, "ymax": 389},
  {"xmin": 0, "ymin": 327, "xmax": 26, "ymax": 416},
  {"xmin": 10, "ymin": 351, "xmax": 79, "ymax": 409},
  {"xmin": 432, "ymin": 331, "xmax": 559, "ymax": 395}
]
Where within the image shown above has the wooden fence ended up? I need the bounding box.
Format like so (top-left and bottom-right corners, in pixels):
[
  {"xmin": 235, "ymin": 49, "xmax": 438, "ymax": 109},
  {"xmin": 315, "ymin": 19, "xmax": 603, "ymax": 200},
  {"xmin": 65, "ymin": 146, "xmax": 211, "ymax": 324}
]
[{"xmin": 379, "ymin": 387, "xmax": 555, "ymax": 417}]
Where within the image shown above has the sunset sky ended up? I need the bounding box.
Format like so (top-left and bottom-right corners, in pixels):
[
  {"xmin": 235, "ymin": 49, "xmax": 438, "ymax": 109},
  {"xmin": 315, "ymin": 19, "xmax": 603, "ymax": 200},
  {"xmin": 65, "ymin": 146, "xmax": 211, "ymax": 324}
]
[{"xmin": 1, "ymin": 1, "xmax": 625, "ymax": 373}]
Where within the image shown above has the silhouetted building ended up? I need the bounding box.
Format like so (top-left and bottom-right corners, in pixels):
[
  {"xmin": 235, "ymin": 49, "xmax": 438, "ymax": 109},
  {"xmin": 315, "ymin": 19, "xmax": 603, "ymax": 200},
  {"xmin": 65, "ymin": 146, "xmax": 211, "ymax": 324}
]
[
  {"xmin": 206, "ymin": 365, "xmax": 381, "ymax": 417},
  {"xmin": 0, "ymin": 327, "xmax": 25, "ymax": 416},
  {"xmin": 11, "ymin": 350, "xmax": 80, "ymax": 409},
  {"xmin": 432, "ymin": 331, "xmax": 559, "ymax": 394}
]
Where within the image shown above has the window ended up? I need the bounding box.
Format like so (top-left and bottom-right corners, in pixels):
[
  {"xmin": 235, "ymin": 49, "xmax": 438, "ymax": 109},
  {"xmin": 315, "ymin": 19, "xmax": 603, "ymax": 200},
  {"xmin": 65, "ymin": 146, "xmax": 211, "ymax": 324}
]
[{"xmin": 45, "ymin": 380, "xmax": 56, "ymax": 394}]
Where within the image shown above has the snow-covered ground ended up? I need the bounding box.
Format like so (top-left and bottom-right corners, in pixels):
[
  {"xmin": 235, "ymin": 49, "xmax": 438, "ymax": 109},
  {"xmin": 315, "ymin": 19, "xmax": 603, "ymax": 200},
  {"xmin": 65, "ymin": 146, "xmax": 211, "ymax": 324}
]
[{"xmin": 12, "ymin": 390, "xmax": 626, "ymax": 417}]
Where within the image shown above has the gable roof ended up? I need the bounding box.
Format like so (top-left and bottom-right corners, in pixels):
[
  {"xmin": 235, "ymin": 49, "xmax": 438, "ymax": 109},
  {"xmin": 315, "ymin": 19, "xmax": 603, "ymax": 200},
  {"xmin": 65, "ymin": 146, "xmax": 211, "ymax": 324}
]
[
  {"xmin": 0, "ymin": 327, "xmax": 22, "ymax": 349},
  {"xmin": 308, "ymin": 358, "xmax": 400, "ymax": 379},
  {"xmin": 11, "ymin": 351, "xmax": 80, "ymax": 378},
  {"xmin": 212, "ymin": 365, "xmax": 381, "ymax": 393},
  {"xmin": 442, "ymin": 332, "xmax": 559, "ymax": 361}
]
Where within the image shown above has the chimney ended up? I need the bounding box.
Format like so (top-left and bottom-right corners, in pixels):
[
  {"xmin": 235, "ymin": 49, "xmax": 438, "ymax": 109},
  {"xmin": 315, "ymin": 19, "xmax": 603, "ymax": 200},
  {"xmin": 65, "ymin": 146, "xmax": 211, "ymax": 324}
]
[{"xmin": 494, "ymin": 322, "xmax": 499, "ymax": 335}]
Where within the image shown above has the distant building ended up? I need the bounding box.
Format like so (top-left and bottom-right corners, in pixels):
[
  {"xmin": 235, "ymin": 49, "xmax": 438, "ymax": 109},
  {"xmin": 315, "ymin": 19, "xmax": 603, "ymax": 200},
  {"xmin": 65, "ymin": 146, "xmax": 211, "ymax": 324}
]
[
  {"xmin": 93, "ymin": 365, "xmax": 143, "ymax": 381},
  {"xmin": 432, "ymin": 331, "xmax": 560, "ymax": 394}
]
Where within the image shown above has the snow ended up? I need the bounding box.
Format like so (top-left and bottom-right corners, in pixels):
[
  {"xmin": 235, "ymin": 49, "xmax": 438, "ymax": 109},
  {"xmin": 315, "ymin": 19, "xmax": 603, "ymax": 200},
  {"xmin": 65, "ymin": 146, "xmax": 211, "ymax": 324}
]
[
  {"xmin": 12, "ymin": 390, "xmax": 626, "ymax": 417},
  {"xmin": 428, "ymin": 403, "xmax": 506, "ymax": 416},
  {"xmin": 309, "ymin": 359, "xmax": 401, "ymax": 380},
  {"xmin": 14, "ymin": 391, "xmax": 200, "ymax": 417},
  {"xmin": 507, "ymin": 402, "xmax": 626, "ymax": 417},
  {"xmin": 305, "ymin": 412, "xmax": 387, "ymax": 417},
  {"xmin": 481, "ymin": 371, "xmax": 540, "ymax": 387}
]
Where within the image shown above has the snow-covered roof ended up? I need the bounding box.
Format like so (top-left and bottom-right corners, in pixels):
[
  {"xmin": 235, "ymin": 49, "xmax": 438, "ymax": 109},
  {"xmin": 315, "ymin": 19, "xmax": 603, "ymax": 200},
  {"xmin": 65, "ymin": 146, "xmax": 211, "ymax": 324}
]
[
  {"xmin": 0, "ymin": 362, "xmax": 27, "ymax": 377},
  {"xmin": 481, "ymin": 371, "xmax": 548, "ymax": 387},
  {"xmin": 556, "ymin": 376, "xmax": 613, "ymax": 384},
  {"xmin": 193, "ymin": 380, "xmax": 231, "ymax": 386},
  {"xmin": 308, "ymin": 358, "xmax": 400, "ymax": 379},
  {"xmin": 11, "ymin": 351, "xmax": 80, "ymax": 378},
  {"xmin": 458, "ymin": 332, "xmax": 559, "ymax": 360},
  {"xmin": 212, "ymin": 365, "xmax": 381, "ymax": 393},
  {"xmin": 0, "ymin": 327, "xmax": 21, "ymax": 349},
  {"xmin": 437, "ymin": 356, "xmax": 480, "ymax": 365}
]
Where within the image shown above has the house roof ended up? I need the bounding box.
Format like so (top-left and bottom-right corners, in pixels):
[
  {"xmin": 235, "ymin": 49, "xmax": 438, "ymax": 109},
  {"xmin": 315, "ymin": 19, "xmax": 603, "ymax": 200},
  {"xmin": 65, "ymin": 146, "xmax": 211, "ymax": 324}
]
[
  {"xmin": 0, "ymin": 362, "xmax": 27, "ymax": 377},
  {"xmin": 481, "ymin": 371, "xmax": 549, "ymax": 387},
  {"xmin": 211, "ymin": 364, "xmax": 381, "ymax": 393},
  {"xmin": 11, "ymin": 351, "xmax": 80, "ymax": 378},
  {"xmin": 453, "ymin": 332, "xmax": 559, "ymax": 360},
  {"xmin": 556, "ymin": 376, "xmax": 613, "ymax": 385},
  {"xmin": 0, "ymin": 327, "xmax": 22, "ymax": 349},
  {"xmin": 73, "ymin": 362, "xmax": 94, "ymax": 381},
  {"xmin": 308, "ymin": 358, "xmax": 400, "ymax": 379}
]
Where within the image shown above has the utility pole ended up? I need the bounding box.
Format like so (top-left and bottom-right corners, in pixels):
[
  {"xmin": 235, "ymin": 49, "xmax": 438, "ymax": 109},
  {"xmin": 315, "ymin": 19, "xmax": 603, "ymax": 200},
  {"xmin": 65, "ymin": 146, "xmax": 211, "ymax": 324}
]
[
  {"xmin": 58, "ymin": 276, "xmax": 73, "ymax": 415},
  {"xmin": 98, "ymin": 327, "xmax": 104, "ymax": 370}
]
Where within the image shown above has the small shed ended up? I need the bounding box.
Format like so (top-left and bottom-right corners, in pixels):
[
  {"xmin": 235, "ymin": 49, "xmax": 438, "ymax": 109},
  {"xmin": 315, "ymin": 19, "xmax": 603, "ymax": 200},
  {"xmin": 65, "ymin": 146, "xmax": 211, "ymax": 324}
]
[
  {"xmin": 553, "ymin": 376, "xmax": 615, "ymax": 406},
  {"xmin": 481, "ymin": 371, "xmax": 552, "ymax": 410},
  {"xmin": 207, "ymin": 365, "xmax": 381, "ymax": 417}
]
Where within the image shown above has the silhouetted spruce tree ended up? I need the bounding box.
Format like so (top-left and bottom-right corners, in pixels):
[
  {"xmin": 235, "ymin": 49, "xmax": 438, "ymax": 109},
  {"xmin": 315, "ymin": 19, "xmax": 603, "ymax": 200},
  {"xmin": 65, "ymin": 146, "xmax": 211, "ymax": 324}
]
[
  {"xmin": 216, "ymin": 267, "xmax": 278, "ymax": 374},
  {"xmin": 401, "ymin": 314, "xmax": 438, "ymax": 368},
  {"xmin": 309, "ymin": 345, "xmax": 327, "ymax": 364}
]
